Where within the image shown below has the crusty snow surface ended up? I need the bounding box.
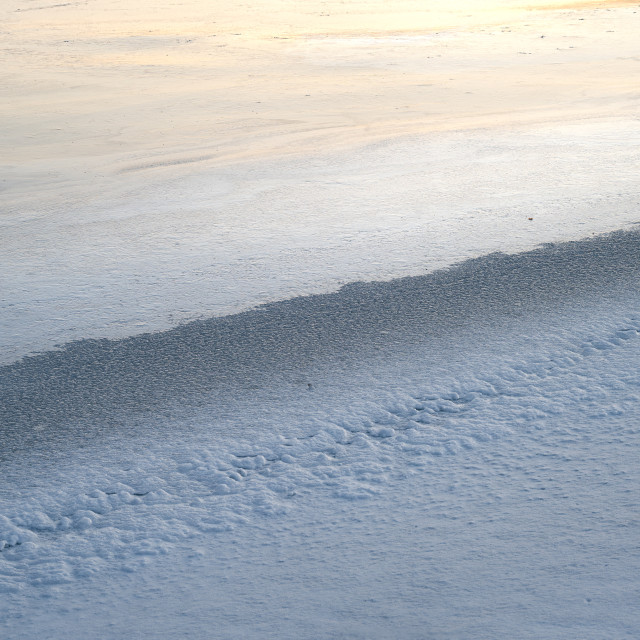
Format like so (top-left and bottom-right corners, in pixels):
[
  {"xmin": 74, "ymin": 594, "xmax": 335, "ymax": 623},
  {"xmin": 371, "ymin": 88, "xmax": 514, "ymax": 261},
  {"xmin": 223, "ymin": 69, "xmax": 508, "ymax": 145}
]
[
  {"xmin": 2, "ymin": 1, "xmax": 640, "ymax": 637},
  {"xmin": 1, "ymin": 232, "xmax": 639, "ymax": 639}
]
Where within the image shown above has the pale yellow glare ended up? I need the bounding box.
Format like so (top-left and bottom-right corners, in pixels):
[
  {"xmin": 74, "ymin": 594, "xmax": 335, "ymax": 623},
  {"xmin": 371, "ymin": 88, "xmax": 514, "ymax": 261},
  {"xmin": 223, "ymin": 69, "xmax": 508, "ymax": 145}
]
[
  {"xmin": 2, "ymin": 0, "xmax": 639, "ymax": 209},
  {"xmin": 8, "ymin": 0, "xmax": 638, "ymax": 44}
]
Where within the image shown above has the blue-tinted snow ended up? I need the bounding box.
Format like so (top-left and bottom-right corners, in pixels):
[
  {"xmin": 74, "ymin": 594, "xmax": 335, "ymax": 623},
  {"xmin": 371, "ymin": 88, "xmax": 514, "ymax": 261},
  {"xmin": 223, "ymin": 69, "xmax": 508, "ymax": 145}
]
[{"xmin": 1, "ymin": 231, "xmax": 639, "ymax": 638}]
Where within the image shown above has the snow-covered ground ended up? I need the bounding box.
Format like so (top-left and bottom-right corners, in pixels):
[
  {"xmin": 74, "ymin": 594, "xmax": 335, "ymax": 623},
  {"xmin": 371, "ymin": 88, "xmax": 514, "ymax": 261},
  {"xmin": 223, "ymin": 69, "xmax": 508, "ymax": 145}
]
[
  {"xmin": 2, "ymin": 232, "xmax": 640, "ymax": 638},
  {"xmin": 3, "ymin": 0, "xmax": 640, "ymax": 364},
  {"xmin": 2, "ymin": 1, "xmax": 640, "ymax": 638}
]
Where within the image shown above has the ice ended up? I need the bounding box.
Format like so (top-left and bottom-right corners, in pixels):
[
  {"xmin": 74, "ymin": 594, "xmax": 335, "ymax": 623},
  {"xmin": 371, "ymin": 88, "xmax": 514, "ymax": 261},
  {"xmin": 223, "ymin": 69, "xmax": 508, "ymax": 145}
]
[
  {"xmin": 2, "ymin": 230, "xmax": 640, "ymax": 636},
  {"xmin": 2, "ymin": 0, "xmax": 640, "ymax": 364},
  {"xmin": 2, "ymin": 0, "xmax": 640, "ymax": 637}
]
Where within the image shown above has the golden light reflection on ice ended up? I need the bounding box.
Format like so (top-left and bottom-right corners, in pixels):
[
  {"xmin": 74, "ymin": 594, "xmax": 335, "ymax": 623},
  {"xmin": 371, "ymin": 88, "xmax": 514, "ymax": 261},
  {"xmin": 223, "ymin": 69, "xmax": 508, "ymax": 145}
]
[
  {"xmin": 2, "ymin": 0, "xmax": 639, "ymax": 194},
  {"xmin": 2, "ymin": 0, "xmax": 639, "ymax": 361}
]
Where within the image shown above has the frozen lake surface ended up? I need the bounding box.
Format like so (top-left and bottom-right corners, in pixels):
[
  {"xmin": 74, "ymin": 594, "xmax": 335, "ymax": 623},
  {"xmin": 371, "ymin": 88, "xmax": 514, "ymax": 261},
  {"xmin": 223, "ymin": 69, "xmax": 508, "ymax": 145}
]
[
  {"xmin": 2, "ymin": 0, "xmax": 640, "ymax": 638},
  {"xmin": 2, "ymin": 0, "xmax": 639, "ymax": 364},
  {"xmin": 2, "ymin": 232, "xmax": 640, "ymax": 638}
]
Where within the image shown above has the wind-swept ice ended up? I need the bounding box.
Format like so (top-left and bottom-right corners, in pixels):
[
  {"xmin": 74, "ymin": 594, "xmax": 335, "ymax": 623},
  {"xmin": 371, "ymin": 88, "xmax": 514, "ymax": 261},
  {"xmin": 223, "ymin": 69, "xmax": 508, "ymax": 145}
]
[
  {"xmin": 2, "ymin": 0, "xmax": 639, "ymax": 363},
  {"xmin": 1, "ymin": 1, "xmax": 640, "ymax": 638}
]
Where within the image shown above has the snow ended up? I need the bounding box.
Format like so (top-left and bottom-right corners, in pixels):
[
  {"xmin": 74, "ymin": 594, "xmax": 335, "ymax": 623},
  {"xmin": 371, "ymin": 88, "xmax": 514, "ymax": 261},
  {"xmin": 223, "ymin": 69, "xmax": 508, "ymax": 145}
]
[
  {"xmin": 2, "ymin": 0, "xmax": 640, "ymax": 364},
  {"xmin": 2, "ymin": 232, "xmax": 640, "ymax": 637},
  {"xmin": 3, "ymin": 119, "xmax": 639, "ymax": 365},
  {"xmin": 2, "ymin": 0, "xmax": 640, "ymax": 637}
]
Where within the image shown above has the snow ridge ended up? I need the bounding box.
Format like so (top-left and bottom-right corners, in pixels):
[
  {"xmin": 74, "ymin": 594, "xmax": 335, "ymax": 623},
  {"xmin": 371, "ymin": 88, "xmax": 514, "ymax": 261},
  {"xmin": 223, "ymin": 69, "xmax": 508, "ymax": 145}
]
[
  {"xmin": 1, "ymin": 312, "xmax": 638, "ymax": 590},
  {"xmin": 2, "ymin": 229, "xmax": 640, "ymax": 460}
]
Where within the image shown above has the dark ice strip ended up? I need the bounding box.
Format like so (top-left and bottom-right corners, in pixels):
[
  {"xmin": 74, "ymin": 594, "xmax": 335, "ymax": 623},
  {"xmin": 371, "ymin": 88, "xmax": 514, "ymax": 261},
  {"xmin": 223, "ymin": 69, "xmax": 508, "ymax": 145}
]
[{"xmin": 1, "ymin": 229, "xmax": 639, "ymax": 458}]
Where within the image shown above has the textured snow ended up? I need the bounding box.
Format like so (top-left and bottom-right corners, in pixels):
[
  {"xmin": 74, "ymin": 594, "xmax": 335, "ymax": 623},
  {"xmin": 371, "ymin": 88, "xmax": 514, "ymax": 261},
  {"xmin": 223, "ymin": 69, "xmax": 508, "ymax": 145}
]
[
  {"xmin": 2, "ymin": 0, "xmax": 640, "ymax": 637},
  {"xmin": 2, "ymin": 233, "xmax": 640, "ymax": 638},
  {"xmin": 3, "ymin": 120, "xmax": 639, "ymax": 366},
  {"xmin": 2, "ymin": 0, "xmax": 640, "ymax": 364}
]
